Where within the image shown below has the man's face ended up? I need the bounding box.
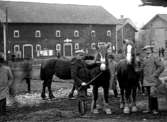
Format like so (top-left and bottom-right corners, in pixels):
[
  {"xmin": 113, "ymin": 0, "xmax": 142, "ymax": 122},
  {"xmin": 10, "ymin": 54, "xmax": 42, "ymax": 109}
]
[{"xmin": 144, "ymin": 49, "xmax": 152, "ymax": 57}]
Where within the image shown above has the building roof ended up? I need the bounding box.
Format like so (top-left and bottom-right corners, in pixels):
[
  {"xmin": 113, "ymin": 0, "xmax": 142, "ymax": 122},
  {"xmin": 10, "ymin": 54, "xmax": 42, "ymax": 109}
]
[
  {"xmin": 142, "ymin": 14, "xmax": 167, "ymax": 29},
  {"xmin": 140, "ymin": 0, "xmax": 167, "ymax": 7},
  {"xmin": 116, "ymin": 18, "xmax": 137, "ymax": 31},
  {"xmin": 0, "ymin": 1, "xmax": 118, "ymax": 25}
]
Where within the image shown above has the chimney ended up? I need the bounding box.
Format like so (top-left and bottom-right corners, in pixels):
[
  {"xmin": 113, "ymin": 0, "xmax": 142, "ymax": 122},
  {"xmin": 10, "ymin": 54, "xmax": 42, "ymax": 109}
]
[{"xmin": 120, "ymin": 15, "xmax": 124, "ymax": 19}]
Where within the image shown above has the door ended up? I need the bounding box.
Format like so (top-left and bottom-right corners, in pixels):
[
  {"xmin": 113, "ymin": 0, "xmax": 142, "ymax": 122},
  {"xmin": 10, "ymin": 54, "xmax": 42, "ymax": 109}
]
[
  {"xmin": 63, "ymin": 43, "xmax": 72, "ymax": 57},
  {"xmin": 23, "ymin": 44, "xmax": 33, "ymax": 59}
]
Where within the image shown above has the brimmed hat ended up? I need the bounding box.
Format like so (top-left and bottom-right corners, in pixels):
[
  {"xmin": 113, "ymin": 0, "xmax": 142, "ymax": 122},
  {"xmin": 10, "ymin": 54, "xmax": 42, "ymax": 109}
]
[{"xmin": 75, "ymin": 49, "xmax": 85, "ymax": 54}]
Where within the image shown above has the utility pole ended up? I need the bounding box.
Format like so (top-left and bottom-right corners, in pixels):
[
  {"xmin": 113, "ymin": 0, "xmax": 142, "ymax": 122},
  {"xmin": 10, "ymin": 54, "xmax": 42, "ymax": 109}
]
[{"xmin": 3, "ymin": 7, "xmax": 8, "ymax": 60}]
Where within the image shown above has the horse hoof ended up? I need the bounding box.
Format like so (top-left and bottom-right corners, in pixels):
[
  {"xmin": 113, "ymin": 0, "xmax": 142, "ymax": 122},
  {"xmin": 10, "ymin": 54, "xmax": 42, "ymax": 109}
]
[
  {"xmin": 123, "ymin": 107, "xmax": 130, "ymax": 114},
  {"xmin": 104, "ymin": 108, "xmax": 112, "ymax": 115},
  {"xmin": 92, "ymin": 109, "xmax": 99, "ymax": 114},
  {"xmin": 120, "ymin": 103, "xmax": 124, "ymax": 109},
  {"xmin": 41, "ymin": 94, "xmax": 46, "ymax": 100},
  {"xmin": 131, "ymin": 106, "xmax": 138, "ymax": 112}
]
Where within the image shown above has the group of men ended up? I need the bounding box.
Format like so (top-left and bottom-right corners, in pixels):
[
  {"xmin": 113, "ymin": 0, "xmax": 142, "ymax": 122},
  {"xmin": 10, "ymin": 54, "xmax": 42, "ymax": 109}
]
[
  {"xmin": 0, "ymin": 45, "xmax": 166, "ymax": 116},
  {"xmin": 70, "ymin": 45, "xmax": 166, "ymax": 115}
]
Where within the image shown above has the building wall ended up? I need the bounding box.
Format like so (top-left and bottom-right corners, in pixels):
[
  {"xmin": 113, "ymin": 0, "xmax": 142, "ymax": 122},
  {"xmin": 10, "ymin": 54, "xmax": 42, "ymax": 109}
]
[
  {"xmin": 117, "ymin": 24, "xmax": 136, "ymax": 54},
  {"xmin": 140, "ymin": 17, "xmax": 167, "ymax": 51},
  {"xmin": 6, "ymin": 23, "xmax": 116, "ymax": 59}
]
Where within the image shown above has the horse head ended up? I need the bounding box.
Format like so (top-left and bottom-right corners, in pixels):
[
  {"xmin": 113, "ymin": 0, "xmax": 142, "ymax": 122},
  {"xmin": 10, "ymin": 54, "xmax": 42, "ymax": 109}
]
[
  {"xmin": 95, "ymin": 44, "xmax": 110, "ymax": 71},
  {"xmin": 124, "ymin": 39, "xmax": 135, "ymax": 64}
]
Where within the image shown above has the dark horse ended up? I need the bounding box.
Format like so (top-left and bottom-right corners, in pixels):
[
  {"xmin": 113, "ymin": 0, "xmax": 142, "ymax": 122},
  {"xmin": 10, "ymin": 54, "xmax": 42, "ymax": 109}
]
[
  {"xmin": 117, "ymin": 40, "xmax": 141, "ymax": 114},
  {"xmin": 40, "ymin": 59, "xmax": 72, "ymax": 99},
  {"xmin": 85, "ymin": 46, "xmax": 111, "ymax": 114}
]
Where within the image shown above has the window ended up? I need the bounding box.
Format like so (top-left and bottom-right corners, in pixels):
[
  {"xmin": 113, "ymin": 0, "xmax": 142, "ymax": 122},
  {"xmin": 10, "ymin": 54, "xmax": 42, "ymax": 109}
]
[
  {"xmin": 91, "ymin": 43, "xmax": 96, "ymax": 49},
  {"xmin": 35, "ymin": 30, "xmax": 41, "ymax": 38},
  {"xmin": 14, "ymin": 30, "xmax": 20, "ymax": 38},
  {"xmin": 14, "ymin": 44, "xmax": 20, "ymax": 52},
  {"xmin": 91, "ymin": 30, "xmax": 96, "ymax": 37},
  {"xmin": 56, "ymin": 44, "xmax": 61, "ymax": 51},
  {"xmin": 36, "ymin": 44, "xmax": 41, "ymax": 57},
  {"xmin": 36, "ymin": 44, "xmax": 41, "ymax": 51},
  {"xmin": 75, "ymin": 43, "xmax": 79, "ymax": 50},
  {"xmin": 107, "ymin": 30, "xmax": 111, "ymax": 37},
  {"xmin": 56, "ymin": 30, "xmax": 61, "ymax": 37},
  {"xmin": 74, "ymin": 30, "xmax": 79, "ymax": 37}
]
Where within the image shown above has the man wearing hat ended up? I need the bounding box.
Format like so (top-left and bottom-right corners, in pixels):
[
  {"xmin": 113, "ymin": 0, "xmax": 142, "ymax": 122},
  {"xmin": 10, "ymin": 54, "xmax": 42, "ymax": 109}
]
[
  {"xmin": 0, "ymin": 53, "xmax": 13, "ymax": 115},
  {"xmin": 69, "ymin": 49, "xmax": 89, "ymax": 98},
  {"xmin": 142, "ymin": 46, "xmax": 164, "ymax": 114}
]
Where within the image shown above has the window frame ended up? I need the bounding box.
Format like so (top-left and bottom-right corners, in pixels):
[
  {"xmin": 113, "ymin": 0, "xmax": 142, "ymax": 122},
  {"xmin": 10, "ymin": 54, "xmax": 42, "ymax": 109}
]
[
  {"xmin": 35, "ymin": 30, "xmax": 41, "ymax": 38},
  {"xmin": 14, "ymin": 30, "xmax": 20, "ymax": 38},
  {"xmin": 107, "ymin": 30, "xmax": 111, "ymax": 37},
  {"xmin": 56, "ymin": 30, "xmax": 61, "ymax": 37},
  {"xmin": 74, "ymin": 30, "xmax": 79, "ymax": 37}
]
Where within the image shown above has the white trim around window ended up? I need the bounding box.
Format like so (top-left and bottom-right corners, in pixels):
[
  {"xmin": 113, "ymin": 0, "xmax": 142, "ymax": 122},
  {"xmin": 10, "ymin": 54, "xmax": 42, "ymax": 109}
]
[
  {"xmin": 91, "ymin": 43, "xmax": 96, "ymax": 49},
  {"xmin": 14, "ymin": 30, "xmax": 20, "ymax": 38},
  {"xmin": 107, "ymin": 30, "xmax": 111, "ymax": 37},
  {"xmin": 56, "ymin": 30, "xmax": 61, "ymax": 37},
  {"xmin": 35, "ymin": 30, "xmax": 41, "ymax": 38},
  {"xmin": 36, "ymin": 44, "xmax": 41, "ymax": 51},
  {"xmin": 91, "ymin": 30, "xmax": 96, "ymax": 37},
  {"xmin": 74, "ymin": 30, "xmax": 79, "ymax": 37},
  {"xmin": 14, "ymin": 44, "xmax": 20, "ymax": 53},
  {"xmin": 56, "ymin": 44, "xmax": 61, "ymax": 51},
  {"xmin": 75, "ymin": 43, "xmax": 79, "ymax": 50}
]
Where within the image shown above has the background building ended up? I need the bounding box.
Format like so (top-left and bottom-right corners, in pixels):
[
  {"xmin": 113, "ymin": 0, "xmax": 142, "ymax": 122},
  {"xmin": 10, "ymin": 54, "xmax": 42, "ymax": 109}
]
[{"xmin": 0, "ymin": 1, "xmax": 118, "ymax": 60}]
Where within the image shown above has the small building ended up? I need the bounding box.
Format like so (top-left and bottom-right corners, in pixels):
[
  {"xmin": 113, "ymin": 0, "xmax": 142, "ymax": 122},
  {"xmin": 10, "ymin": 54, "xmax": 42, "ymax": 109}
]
[
  {"xmin": 0, "ymin": 1, "xmax": 118, "ymax": 60},
  {"xmin": 116, "ymin": 16, "xmax": 137, "ymax": 54},
  {"xmin": 140, "ymin": 14, "xmax": 167, "ymax": 52}
]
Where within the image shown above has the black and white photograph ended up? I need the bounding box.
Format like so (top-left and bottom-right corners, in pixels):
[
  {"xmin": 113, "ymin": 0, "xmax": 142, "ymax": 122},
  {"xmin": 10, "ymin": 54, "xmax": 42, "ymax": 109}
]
[{"xmin": 0, "ymin": 0, "xmax": 167, "ymax": 121}]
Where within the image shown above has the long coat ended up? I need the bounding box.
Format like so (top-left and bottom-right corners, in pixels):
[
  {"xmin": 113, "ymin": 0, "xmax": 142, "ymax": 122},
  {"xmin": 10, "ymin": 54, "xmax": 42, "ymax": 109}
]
[
  {"xmin": 71, "ymin": 58, "xmax": 90, "ymax": 89},
  {"xmin": 143, "ymin": 54, "xmax": 164, "ymax": 87},
  {"xmin": 0, "ymin": 65, "xmax": 13, "ymax": 100},
  {"xmin": 108, "ymin": 60, "xmax": 117, "ymax": 90}
]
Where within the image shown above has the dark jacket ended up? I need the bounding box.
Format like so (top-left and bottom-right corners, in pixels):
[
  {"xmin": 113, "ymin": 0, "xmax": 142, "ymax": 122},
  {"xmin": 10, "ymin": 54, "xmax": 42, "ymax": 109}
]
[
  {"xmin": 71, "ymin": 58, "xmax": 89, "ymax": 89},
  {"xmin": 23, "ymin": 60, "xmax": 32, "ymax": 79}
]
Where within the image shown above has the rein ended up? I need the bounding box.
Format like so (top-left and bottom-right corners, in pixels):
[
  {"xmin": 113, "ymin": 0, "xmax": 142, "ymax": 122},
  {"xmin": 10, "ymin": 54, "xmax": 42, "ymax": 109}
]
[{"xmin": 78, "ymin": 72, "xmax": 103, "ymax": 90}]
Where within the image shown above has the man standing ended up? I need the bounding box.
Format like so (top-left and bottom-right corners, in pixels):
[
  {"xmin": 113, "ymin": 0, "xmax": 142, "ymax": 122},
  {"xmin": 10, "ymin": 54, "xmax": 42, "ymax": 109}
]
[
  {"xmin": 142, "ymin": 46, "xmax": 164, "ymax": 115},
  {"xmin": 22, "ymin": 58, "xmax": 32, "ymax": 93},
  {"xmin": 108, "ymin": 54, "xmax": 118, "ymax": 98},
  {"xmin": 68, "ymin": 49, "xmax": 89, "ymax": 98},
  {"xmin": 0, "ymin": 53, "xmax": 14, "ymax": 116}
]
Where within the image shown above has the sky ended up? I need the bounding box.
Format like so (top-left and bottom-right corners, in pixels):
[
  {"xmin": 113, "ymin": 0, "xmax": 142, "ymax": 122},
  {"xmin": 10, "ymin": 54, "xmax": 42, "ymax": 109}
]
[{"xmin": 7, "ymin": 0, "xmax": 167, "ymax": 29}]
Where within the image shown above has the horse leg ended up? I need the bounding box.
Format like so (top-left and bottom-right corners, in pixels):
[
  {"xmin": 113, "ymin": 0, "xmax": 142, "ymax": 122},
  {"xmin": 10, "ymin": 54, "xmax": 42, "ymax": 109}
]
[
  {"xmin": 48, "ymin": 79, "xmax": 55, "ymax": 99},
  {"xmin": 131, "ymin": 86, "xmax": 138, "ymax": 112},
  {"xmin": 25, "ymin": 78, "xmax": 31, "ymax": 93},
  {"xmin": 123, "ymin": 88, "xmax": 131, "ymax": 114},
  {"xmin": 41, "ymin": 80, "xmax": 47, "ymax": 99},
  {"xmin": 120, "ymin": 88, "xmax": 125, "ymax": 109},
  {"xmin": 68, "ymin": 83, "xmax": 75, "ymax": 98},
  {"xmin": 103, "ymin": 85, "xmax": 112, "ymax": 114},
  {"xmin": 91, "ymin": 86, "xmax": 99, "ymax": 114}
]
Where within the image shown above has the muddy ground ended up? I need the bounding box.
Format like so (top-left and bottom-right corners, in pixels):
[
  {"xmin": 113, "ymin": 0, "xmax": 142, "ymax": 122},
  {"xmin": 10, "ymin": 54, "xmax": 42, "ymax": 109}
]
[{"xmin": 0, "ymin": 80, "xmax": 167, "ymax": 122}]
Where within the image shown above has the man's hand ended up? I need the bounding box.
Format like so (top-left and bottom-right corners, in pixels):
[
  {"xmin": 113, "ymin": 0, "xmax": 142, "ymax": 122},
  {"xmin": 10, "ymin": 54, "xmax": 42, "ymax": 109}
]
[{"xmin": 81, "ymin": 82, "xmax": 86, "ymax": 86}]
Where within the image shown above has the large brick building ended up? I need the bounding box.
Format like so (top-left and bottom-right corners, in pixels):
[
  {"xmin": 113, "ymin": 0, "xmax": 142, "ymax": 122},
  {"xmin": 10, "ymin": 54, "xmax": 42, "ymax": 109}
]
[{"xmin": 0, "ymin": 1, "xmax": 118, "ymax": 60}]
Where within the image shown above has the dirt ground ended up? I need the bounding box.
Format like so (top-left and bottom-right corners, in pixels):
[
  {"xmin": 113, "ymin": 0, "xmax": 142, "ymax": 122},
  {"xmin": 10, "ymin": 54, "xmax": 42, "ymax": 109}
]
[{"xmin": 0, "ymin": 79, "xmax": 167, "ymax": 122}]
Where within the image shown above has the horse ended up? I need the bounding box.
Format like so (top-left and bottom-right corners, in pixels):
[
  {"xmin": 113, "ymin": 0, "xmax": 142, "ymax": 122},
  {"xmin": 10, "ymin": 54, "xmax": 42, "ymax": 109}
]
[
  {"xmin": 117, "ymin": 39, "xmax": 141, "ymax": 114},
  {"xmin": 84, "ymin": 46, "xmax": 111, "ymax": 114},
  {"xmin": 40, "ymin": 58, "xmax": 72, "ymax": 99}
]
